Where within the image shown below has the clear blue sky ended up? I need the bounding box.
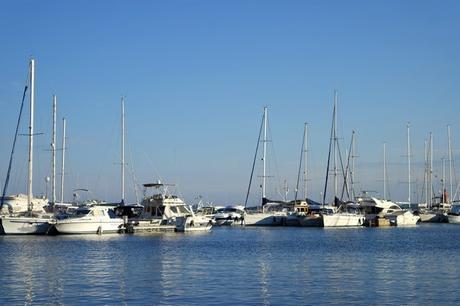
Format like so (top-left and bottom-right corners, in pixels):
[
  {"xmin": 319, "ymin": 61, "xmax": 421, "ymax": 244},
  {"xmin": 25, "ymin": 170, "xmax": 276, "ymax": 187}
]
[{"xmin": 1, "ymin": 0, "xmax": 459, "ymax": 205}]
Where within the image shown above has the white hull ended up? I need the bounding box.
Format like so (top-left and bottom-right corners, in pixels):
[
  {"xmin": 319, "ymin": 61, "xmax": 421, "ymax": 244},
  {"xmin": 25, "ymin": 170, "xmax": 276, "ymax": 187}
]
[
  {"xmin": 175, "ymin": 216, "xmax": 212, "ymax": 232},
  {"xmin": 448, "ymin": 214, "xmax": 460, "ymax": 224},
  {"xmin": 322, "ymin": 213, "xmax": 365, "ymax": 227},
  {"xmin": 385, "ymin": 211, "xmax": 420, "ymax": 226},
  {"xmin": 1, "ymin": 216, "xmax": 53, "ymax": 235},
  {"xmin": 55, "ymin": 219, "xmax": 123, "ymax": 234},
  {"xmin": 419, "ymin": 212, "xmax": 448, "ymax": 223},
  {"xmin": 244, "ymin": 212, "xmax": 287, "ymax": 226}
]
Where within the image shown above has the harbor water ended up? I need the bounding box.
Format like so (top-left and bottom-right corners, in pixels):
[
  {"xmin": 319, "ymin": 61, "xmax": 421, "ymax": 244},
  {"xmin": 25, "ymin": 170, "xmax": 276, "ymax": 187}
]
[{"xmin": 1, "ymin": 224, "xmax": 459, "ymax": 305}]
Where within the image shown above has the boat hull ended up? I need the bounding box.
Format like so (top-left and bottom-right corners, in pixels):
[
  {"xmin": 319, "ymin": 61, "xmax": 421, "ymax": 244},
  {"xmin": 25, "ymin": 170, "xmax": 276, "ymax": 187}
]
[
  {"xmin": 55, "ymin": 219, "xmax": 123, "ymax": 234},
  {"xmin": 243, "ymin": 212, "xmax": 287, "ymax": 226},
  {"xmin": 419, "ymin": 212, "xmax": 448, "ymax": 223},
  {"xmin": 448, "ymin": 214, "xmax": 460, "ymax": 224},
  {"xmin": 0, "ymin": 216, "xmax": 53, "ymax": 235},
  {"xmin": 322, "ymin": 213, "xmax": 365, "ymax": 227},
  {"xmin": 175, "ymin": 216, "xmax": 212, "ymax": 232}
]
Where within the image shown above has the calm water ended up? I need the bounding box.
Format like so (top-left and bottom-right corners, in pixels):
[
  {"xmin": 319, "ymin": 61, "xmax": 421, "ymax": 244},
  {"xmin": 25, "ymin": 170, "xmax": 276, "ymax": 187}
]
[{"xmin": 1, "ymin": 224, "xmax": 460, "ymax": 305}]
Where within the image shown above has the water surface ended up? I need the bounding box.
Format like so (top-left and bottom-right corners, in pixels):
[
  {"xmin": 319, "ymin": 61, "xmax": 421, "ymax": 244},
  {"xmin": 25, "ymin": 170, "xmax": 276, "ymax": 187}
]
[{"xmin": 1, "ymin": 224, "xmax": 459, "ymax": 305}]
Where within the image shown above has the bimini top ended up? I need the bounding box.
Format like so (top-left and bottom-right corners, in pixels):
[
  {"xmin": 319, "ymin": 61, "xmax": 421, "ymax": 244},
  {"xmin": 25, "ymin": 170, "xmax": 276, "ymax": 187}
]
[{"xmin": 143, "ymin": 181, "xmax": 176, "ymax": 188}]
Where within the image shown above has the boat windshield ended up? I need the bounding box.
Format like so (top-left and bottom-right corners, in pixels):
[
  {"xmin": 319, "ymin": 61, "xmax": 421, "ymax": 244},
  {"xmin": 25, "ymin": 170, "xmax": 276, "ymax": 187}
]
[
  {"xmin": 451, "ymin": 205, "xmax": 460, "ymax": 215},
  {"xmin": 75, "ymin": 208, "xmax": 91, "ymax": 217}
]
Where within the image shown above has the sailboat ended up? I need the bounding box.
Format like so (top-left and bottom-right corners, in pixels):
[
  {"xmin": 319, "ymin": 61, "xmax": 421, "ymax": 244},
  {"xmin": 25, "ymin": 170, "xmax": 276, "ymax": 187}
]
[
  {"xmin": 321, "ymin": 91, "xmax": 365, "ymax": 227},
  {"xmin": 1, "ymin": 59, "xmax": 55, "ymax": 234},
  {"xmin": 54, "ymin": 97, "xmax": 128, "ymax": 234},
  {"xmin": 243, "ymin": 107, "xmax": 288, "ymax": 226},
  {"xmin": 286, "ymin": 123, "xmax": 323, "ymax": 227}
]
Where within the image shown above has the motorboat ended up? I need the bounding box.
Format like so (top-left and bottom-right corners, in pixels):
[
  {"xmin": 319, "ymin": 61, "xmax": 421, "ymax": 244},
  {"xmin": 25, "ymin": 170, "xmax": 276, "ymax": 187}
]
[
  {"xmin": 321, "ymin": 203, "xmax": 365, "ymax": 227},
  {"xmin": 125, "ymin": 181, "xmax": 212, "ymax": 233},
  {"xmin": 285, "ymin": 201, "xmax": 323, "ymax": 227},
  {"xmin": 447, "ymin": 204, "xmax": 460, "ymax": 224},
  {"xmin": 0, "ymin": 194, "xmax": 48, "ymax": 215},
  {"xmin": 212, "ymin": 206, "xmax": 245, "ymax": 226},
  {"xmin": 54, "ymin": 204, "xmax": 124, "ymax": 234},
  {"xmin": 357, "ymin": 197, "xmax": 420, "ymax": 226},
  {"xmin": 1, "ymin": 212, "xmax": 55, "ymax": 235},
  {"xmin": 243, "ymin": 202, "xmax": 288, "ymax": 226}
]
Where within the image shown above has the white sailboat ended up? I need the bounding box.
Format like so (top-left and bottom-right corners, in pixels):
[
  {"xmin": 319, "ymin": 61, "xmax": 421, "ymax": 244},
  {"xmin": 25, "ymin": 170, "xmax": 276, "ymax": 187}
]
[
  {"xmin": 321, "ymin": 91, "xmax": 364, "ymax": 228},
  {"xmin": 1, "ymin": 59, "xmax": 55, "ymax": 234},
  {"xmin": 243, "ymin": 107, "xmax": 288, "ymax": 226},
  {"xmin": 55, "ymin": 97, "xmax": 131, "ymax": 234}
]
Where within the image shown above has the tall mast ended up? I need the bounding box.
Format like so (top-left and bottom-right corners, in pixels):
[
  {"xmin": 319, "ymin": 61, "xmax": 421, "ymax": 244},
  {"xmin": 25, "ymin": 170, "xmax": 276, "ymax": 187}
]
[
  {"xmin": 262, "ymin": 106, "xmax": 268, "ymax": 204},
  {"xmin": 27, "ymin": 59, "xmax": 35, "ymax": 211},
  {"xmin": 121, "ymin": 96, "xmax": 125, "ymax": 204},
  {"xmin": 303, "ymin": 123, "xmax": 308, "ymax": 200},
  {"xmin": 333, "ymin": 90, "xmax": 338, "ymax": 199},
  {"xmin": 429, "ymin": 132, "xmax": 433, "ymax": 208},
  {"xmin": 295, "ymin": 122, "xmax": 308, "ymax": 203},
  {"xmin": 407, "ymin": 122, "xmax": 411, "ymax": 204},
  {"xmin": 351, "ymin": 131, "xmax": 356, "ymax": 199},
  {"xmin": 383, "ymin": 142, "xmax": 387, "ymax": 200},
  {"xmin": 51, "ymin": 95, "xmax": 57, "ymax": 204},
  {"xmin": 424, "ymin": 139, "xmax": 428, "ymax": 205},
  {"xmin": 442, "ymin": 158, "xmax": 446, "ymax": 203},
  {"xmin": 60, "ymin": 118, "xmax": 66, "ymax": 203},
  {"xmin": 448, "ymin": 125, "xmax": 453, "ymax": 203}
]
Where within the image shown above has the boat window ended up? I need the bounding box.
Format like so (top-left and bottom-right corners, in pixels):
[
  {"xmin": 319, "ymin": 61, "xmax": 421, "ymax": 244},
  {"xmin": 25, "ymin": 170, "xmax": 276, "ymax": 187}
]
[
  {"xmin": 170, "ymin": 206, "xmax": 179, "ymax": 214},
  {"xmin": 75, "ymin": 209, "xmax": 90, "ymax": 216},
  {"xmin": 177, "ymin": 206, "xmax": 190, "ymax": 214},
  {"xmin": 108, "ymin": 209, "xmax": 117, "ymax": 218}
]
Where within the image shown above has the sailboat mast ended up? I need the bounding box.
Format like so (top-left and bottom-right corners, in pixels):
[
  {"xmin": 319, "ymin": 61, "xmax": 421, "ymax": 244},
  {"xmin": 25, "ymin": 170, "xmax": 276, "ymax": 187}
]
[
  {"xmin": 448, "ymin": 125, "xmax": 453, "ymax": 203},
  {"xmin": 60, "ymin": 118, "xmax": 66, "ymax": 203},
  {"xmin": 121, "ymin": 96, "xmax": 125, "ymax": 204},
  {"xmin": 383, "ymin": 142, "xmax": 387, "ymax": 200},
  {"xmin": 51, "ymin": 95, "xmax": 57, "ymax": 204},
  {"xmin": 333, "ymin": 90, "xmax": 338, "ymax": 199},
  {"xmin": 262, "ymin": 106, "xmax": 267, "ymax": 204},
  {"xmin": 303, "ymin": 123, "xmax": 308, "ymax": 200},
  {"xmin": 407, "ymin": 122, "xmax": 411, "ymax": 204},
  {"xmin": 424, "ymin": 139, "xmax": 428, "ymax": 205},
  {"xmin": 442, "ymin": 158, "xmax": 446, "ymax": 203},
  {"xmin": 429, "ymin": 132, "xmax": 434, "ymax": 208},
  {"xmin": 27, "ymin": 59, "xmax": 35, "ymax": 211},
  {"xmin": 351, "ymin": 131, "xmax": 356, "ymax": 199}
]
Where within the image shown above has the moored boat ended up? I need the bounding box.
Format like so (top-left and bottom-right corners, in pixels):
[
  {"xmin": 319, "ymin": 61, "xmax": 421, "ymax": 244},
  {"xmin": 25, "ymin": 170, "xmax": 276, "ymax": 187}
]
[{"xmin": 54, "ymin": 204, "xmax": 124, "ymax": 234}]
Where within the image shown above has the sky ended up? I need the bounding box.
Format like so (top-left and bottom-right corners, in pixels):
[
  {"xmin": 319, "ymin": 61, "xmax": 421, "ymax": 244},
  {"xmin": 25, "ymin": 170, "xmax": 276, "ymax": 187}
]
[{"xmin": 1, "ymin": 0, "xmax": 459, "ymax": 206}]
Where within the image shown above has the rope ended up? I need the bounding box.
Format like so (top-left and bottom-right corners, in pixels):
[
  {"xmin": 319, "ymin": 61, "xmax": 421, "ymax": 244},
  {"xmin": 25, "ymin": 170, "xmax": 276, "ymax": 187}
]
[{"xmin": 1, "ymin": 85, "xmax": 28, "ymax": 208}]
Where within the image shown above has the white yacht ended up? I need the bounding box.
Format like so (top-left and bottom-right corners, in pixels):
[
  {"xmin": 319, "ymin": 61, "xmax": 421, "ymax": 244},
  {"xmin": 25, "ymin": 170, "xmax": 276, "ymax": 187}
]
[
  {"xmin": 243, "ymin": 202, "xmax": 288, "ymax": 226},
  {"xmin": 125, "ymin": 182, "xmax": 212, "ymax": 233},
  {"xmin": 285, "ymin": 201, "xmax": 323, "ymax": 227},
  {"xmin": 1, "ymin": 194, "xmax": 48, "ymax": 215},
  {"xmin": 447, "ymin": 204, "xmax": 460, "ymax": 224},
  {"xmin": 322, "ymin": 203, "xmax": 365, "ymax": 227},
  {"xmin": 213, "ymin": 206, "xmax": 245, "ymax": 226},
  {"xmin": 54, "ymin": 205, "xmax": 124, "ymax": 234},
  {"xmin": 358, "ymin": 197, "xmax": 420, "ymax": 226}
]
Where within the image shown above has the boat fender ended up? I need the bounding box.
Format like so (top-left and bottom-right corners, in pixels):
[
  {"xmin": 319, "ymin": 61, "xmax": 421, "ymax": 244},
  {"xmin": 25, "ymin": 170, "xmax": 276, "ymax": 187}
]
[{"xmin": 97, "ymin": 226, "xmax": 103, "ymax": 235}]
